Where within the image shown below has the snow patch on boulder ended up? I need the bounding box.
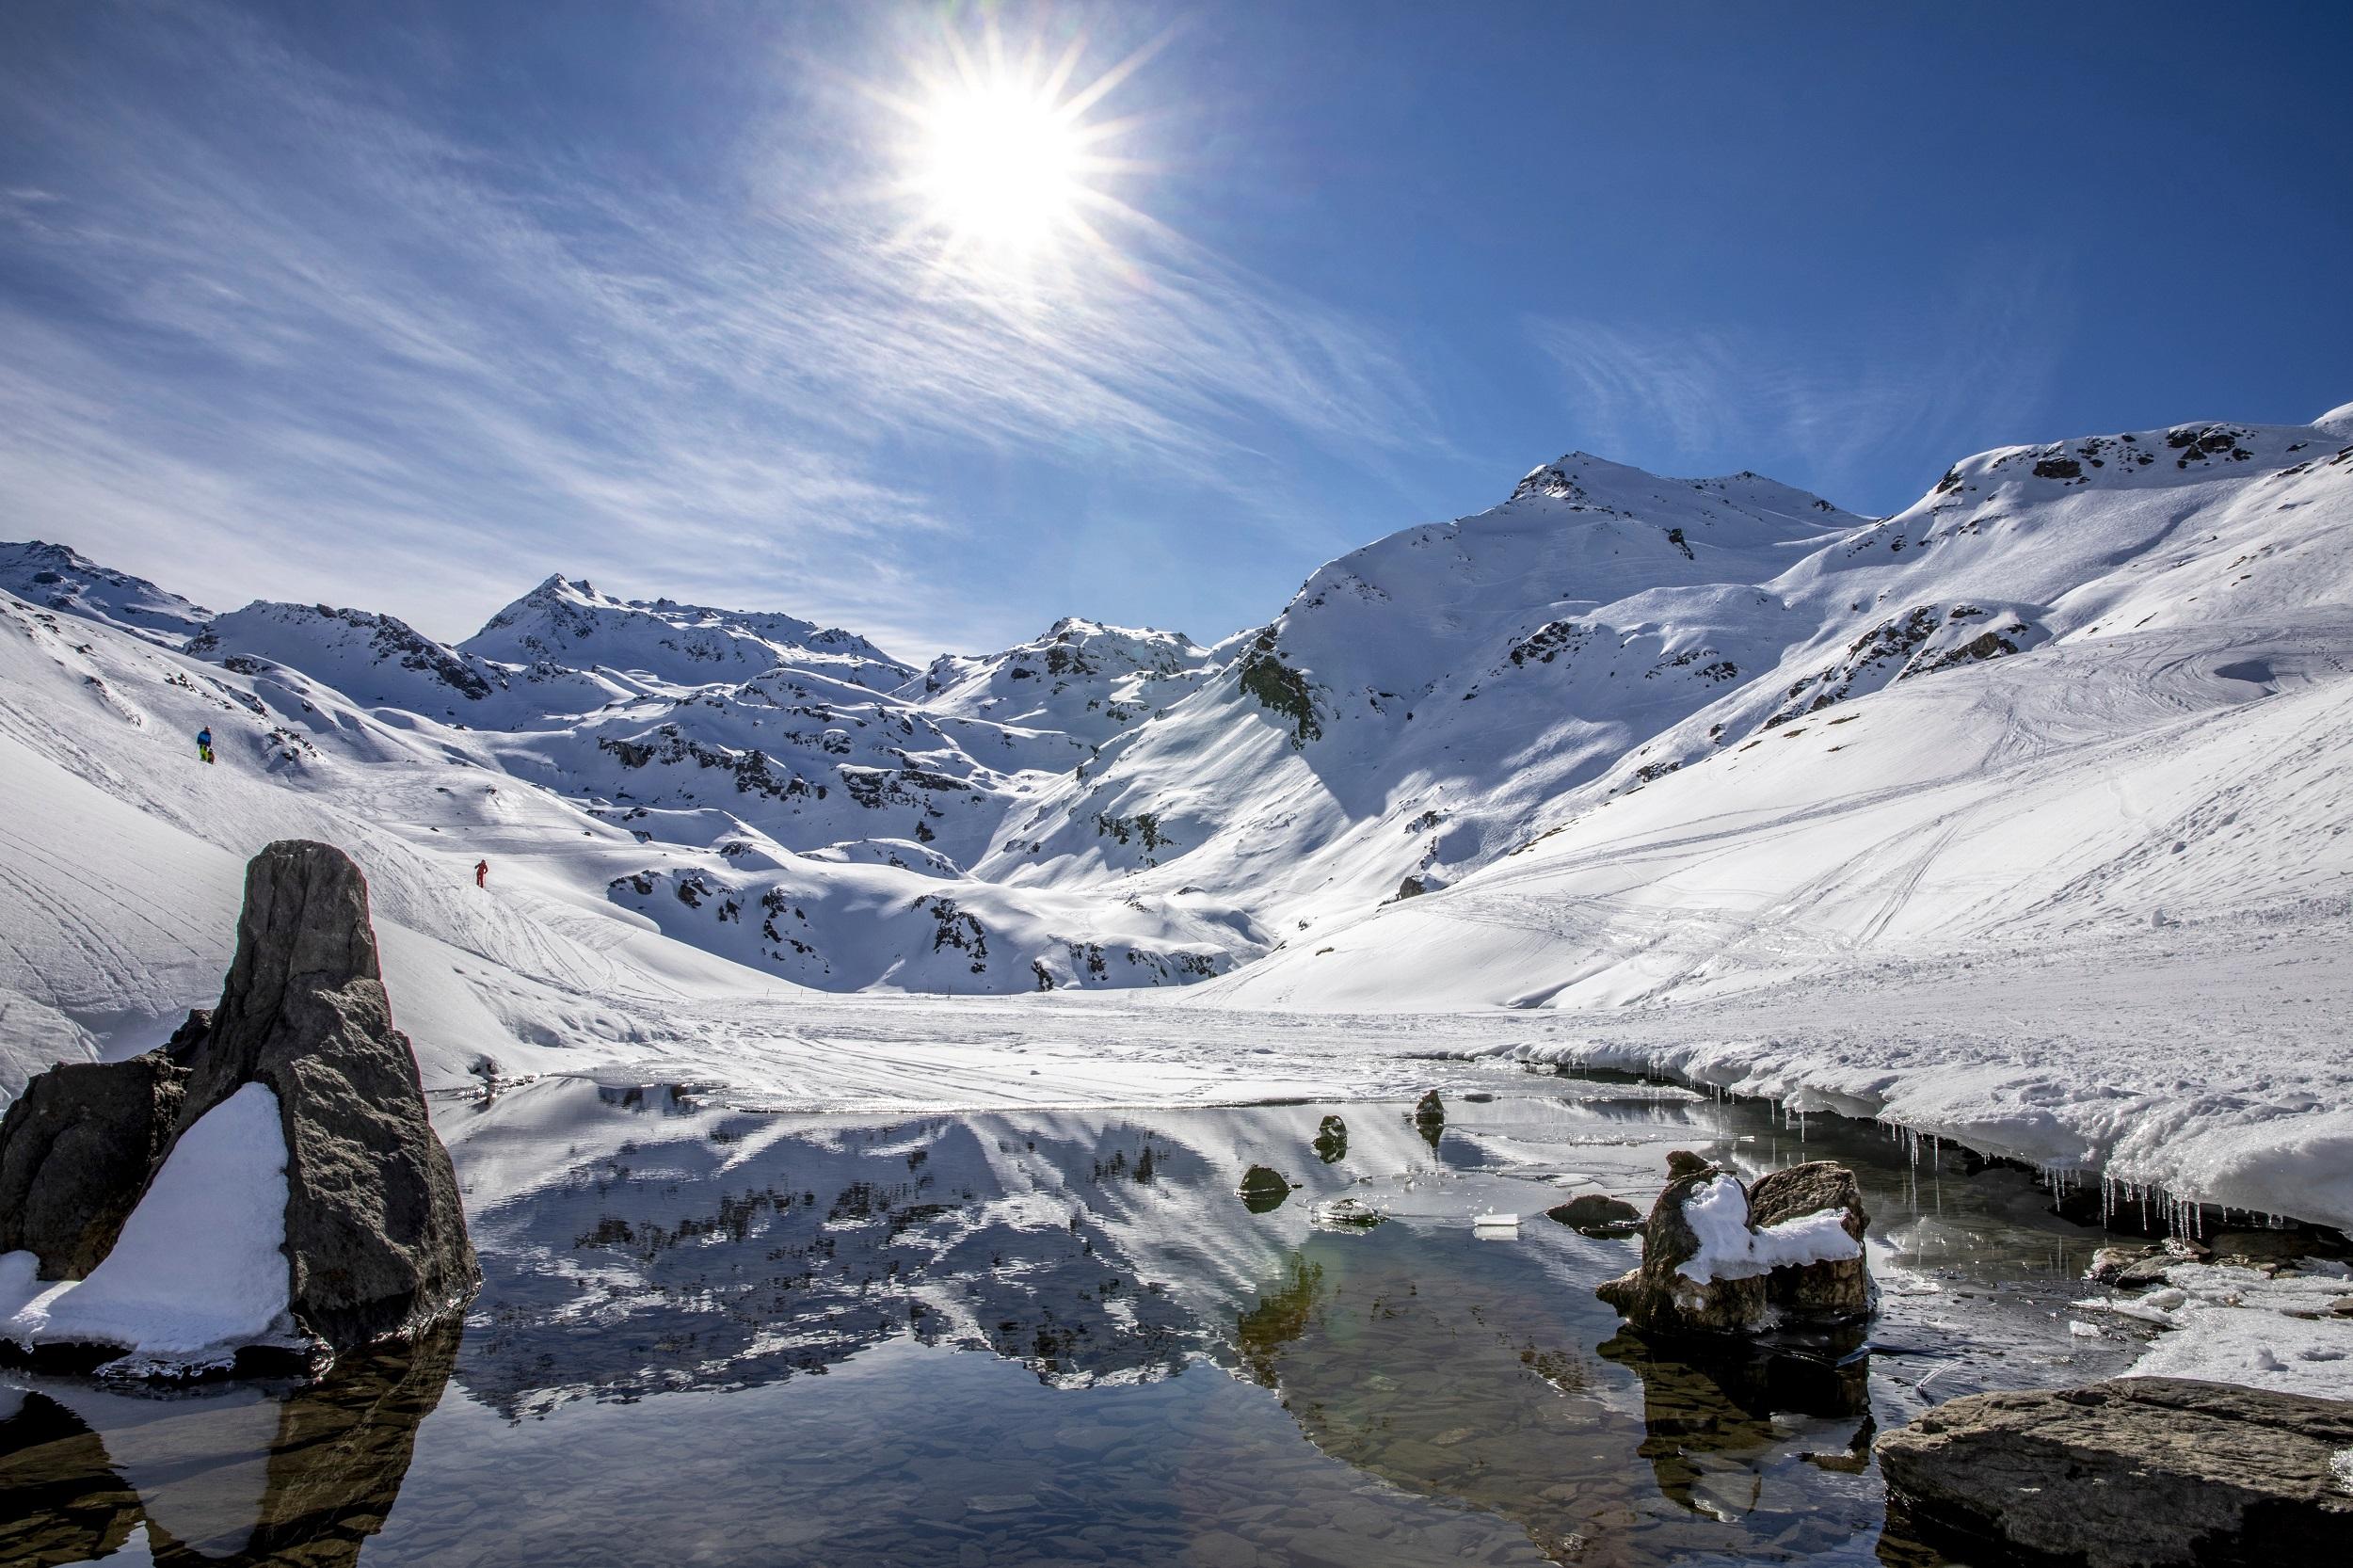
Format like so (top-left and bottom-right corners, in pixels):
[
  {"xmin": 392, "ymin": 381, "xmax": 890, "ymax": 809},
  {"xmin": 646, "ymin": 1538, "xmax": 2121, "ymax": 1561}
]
[
  {"xmin": 2, "ymin": 1082, "xmax": 292, "ymax": 1368},
  {"xmin": 1674, "ymin": 1176, "xmax": 1861, "ymax": 1282}
]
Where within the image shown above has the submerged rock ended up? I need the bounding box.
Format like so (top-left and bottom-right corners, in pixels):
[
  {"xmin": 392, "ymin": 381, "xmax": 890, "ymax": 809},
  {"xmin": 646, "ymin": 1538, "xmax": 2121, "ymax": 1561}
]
[
  {"xmin": 1546, "ymin": 1193, "xmax": 1642, "ymax": 1237},
  {"xmin": 1596, "ymin": 1153, "xmax": 1871, "ymax": 1336},
  {"xmin": 1877, "ymin": 1377, "xmax": 2353, "ymax": 1565}
]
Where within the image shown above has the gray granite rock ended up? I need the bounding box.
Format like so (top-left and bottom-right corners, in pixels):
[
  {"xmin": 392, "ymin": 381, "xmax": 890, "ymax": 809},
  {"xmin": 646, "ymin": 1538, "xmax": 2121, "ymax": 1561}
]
[
  {"xmin": 0, "ymin": 1049, "xmax": 185, "ymax": 1279},
  {"xmin": 1877, "ymin": 1377, "xmax": 2353, "ymax": 1566},
  {"xmin": 169, "ymin": 840, "xmax": 478, "ymax": 1353}
]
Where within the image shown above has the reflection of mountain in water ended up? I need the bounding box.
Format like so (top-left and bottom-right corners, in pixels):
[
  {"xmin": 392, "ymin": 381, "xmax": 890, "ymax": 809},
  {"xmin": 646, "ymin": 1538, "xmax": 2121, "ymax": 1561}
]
[
  {"xmin": 0, "ymin": 1323, "xmax": 456, "ymax": 1567},
  {"xmin": 456, "ymin": 1096, "xmax": 1242, "ymax": 1417}
]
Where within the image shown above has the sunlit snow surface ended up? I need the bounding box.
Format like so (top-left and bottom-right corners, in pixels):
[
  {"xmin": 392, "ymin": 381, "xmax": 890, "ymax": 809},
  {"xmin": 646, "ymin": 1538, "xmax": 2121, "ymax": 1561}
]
[{"xmin": 7, "ymin": 407, "xmax": 2353, "ymax": 1242}]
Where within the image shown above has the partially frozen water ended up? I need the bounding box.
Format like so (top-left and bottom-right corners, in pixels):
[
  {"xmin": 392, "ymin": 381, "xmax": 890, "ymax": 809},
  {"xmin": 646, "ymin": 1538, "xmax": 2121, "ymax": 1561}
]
[{"xmin": 3, "ymin": 1069, "xmax": 2142, "ymax": 1566}]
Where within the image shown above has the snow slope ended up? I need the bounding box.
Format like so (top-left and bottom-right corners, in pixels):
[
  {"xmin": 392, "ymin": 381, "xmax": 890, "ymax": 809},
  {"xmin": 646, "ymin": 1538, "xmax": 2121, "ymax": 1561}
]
[
  {"xmin": 4, "ymin": 401, "xmax": 2352, "ymax": 1237},
  {"xmin": 1209, "ymin": 412, "xmax": 2353, "ymax": 1227}
]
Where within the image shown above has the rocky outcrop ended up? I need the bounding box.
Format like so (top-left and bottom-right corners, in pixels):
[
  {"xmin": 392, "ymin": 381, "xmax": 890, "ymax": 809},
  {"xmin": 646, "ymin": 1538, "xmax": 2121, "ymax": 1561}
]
[
  {"xmin": 172, "ymin": 840, "xmax": 478, "ymax": 1352},
  {"xmin": 1595, "ymin": 1153, "xmax": 1871, "ymax": 1336},
  {"xmin": 0, "ymin": 840, "xmax": 477, "ymax": 1365},
  {"xmin": 1877, "ymin": 1377, "xmax": 2353, "ymax": 1565}
]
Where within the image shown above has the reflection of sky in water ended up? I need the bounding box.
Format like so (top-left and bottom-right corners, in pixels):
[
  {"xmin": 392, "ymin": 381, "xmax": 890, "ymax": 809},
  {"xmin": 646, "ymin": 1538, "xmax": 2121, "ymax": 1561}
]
[{"xmin": 3, "ymin": 1074, "xmax": 2141, "ymax": 1567}]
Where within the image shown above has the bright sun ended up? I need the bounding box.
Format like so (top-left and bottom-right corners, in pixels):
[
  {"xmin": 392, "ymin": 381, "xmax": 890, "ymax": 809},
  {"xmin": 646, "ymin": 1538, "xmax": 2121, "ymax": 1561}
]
[
  {"xmin": 915, "ymin": 84, "xmax": 1084, "ymax": 249},
  {"xmin": 886, "ymin": 26, "xmax": 1149, "ymax": 266}
]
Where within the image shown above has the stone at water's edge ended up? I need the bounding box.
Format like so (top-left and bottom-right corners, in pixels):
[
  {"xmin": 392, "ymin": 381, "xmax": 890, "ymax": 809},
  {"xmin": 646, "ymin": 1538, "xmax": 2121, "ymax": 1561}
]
[
  {"xmin": 171, "ymin": 840, "xmax": 479, "ymax": 1353},
  {"xmin": 0, "ymin": 840, "xmax": 479, "ymax": 1363},
  {"xmin": 1746, "ymin": 1160, "xmax": 1872, "ymax": 1320},
  {"xmin": 1595, "ymin": 1151, "xmax": 1873, "ymax": 1336},
  {"xmin": 1876, "ymin": 1377, "xmax": 2353, "ymax": 1566},
  {"xmin": 0, "ymin": 1049, "xmax": 187, "ymax": 1279}
]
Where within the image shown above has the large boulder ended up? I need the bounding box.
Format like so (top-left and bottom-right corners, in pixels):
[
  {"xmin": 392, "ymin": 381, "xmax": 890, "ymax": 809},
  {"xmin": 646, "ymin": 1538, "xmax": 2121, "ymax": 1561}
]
[
  {"xmin": 169, "ymin": 840, "xmax": 478, "ymax": 1352},
  {"xmin": 1746, "ymin": 1160, "xmax": 1872, "ymax": 1320},
  {"xmin": 1596, "ymin": 1152, "xmax": 1870, "ymax": 1336},
  {"xmin": 0, "ymin": 1051, "xmax": 185, "ymax": 1279},
  {"xmin": 1877, "ymin": 1377, "xmax": 2353, "ymax": 1565},
  {"xmin": 0, "ymin": 841, "xmax": 477, "ymax": 1365}
]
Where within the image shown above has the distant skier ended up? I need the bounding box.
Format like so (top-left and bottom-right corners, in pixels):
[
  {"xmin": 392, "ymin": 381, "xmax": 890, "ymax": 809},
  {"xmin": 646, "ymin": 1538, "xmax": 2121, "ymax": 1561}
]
[
  {"xmin": 474, "ymin": 858, "xmax": 488, "ymax": 889},
  {"xmin": 195, "ymin": 727, "xmax": 215, "ymax": 764}
]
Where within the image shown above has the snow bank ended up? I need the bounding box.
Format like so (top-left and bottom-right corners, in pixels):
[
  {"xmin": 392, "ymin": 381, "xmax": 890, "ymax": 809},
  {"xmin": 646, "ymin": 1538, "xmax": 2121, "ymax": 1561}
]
[
  {"xmin": 1673, "ymin": 1176, "xmax": 1861, "ymax": 1283},
  {"xmin": 2, "ymin": 1082, "xmax": 295, "ymax": 1368},
  {"xmin": 2075, "ymin": 1261, "xmax": 2353, "ymax": 1400}
]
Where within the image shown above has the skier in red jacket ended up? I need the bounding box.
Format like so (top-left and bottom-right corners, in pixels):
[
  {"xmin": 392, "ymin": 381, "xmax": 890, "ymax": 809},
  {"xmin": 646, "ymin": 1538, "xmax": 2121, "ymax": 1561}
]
[{"xmin": 474, "ymin": 858, "xmax": 488, "ymax": 889}]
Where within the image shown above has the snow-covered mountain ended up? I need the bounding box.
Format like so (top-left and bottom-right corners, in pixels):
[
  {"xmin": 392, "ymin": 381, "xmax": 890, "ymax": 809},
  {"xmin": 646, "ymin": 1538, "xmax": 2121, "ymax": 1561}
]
[
  {"xmin": 6, "ymin": 400, "xmax": 2352, "ymax": 1225},
  {"xmin": 463, "ymin": 573, "xmax": 910, "ymax": 694},
  {"xmin": 974, "ymin": 459, "xmax": 1867, "ymax": 919},
  {"xmin": 1209, "ymin": 405, "xmax": 2353, "ymax": 1006},
  {"xmin": 0, "ymin": 539, "xmax": 213, "ymax": 645}
]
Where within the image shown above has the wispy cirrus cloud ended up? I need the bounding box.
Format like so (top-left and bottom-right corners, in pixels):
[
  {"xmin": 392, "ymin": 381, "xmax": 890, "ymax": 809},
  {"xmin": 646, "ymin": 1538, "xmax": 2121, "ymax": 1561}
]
[
  {"xmin": 0, "ymin": 1, "xmax": 1433, "ymax": 656},
  {"xmin": 1529, "ymin": 260, "xmax": 2069, "ymax": 515}
]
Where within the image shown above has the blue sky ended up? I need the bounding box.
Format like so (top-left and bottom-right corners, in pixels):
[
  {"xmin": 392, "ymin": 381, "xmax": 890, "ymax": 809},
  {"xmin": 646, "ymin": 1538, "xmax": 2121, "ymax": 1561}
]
[{"xmin": 3, "ymin": 0, "xmax": 2347, "ymax": 661}]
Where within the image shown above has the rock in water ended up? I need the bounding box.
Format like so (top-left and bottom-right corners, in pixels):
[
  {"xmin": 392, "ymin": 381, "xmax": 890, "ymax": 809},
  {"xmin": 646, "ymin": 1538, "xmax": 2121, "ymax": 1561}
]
[
  {"xmin": 168, "ymin": 840, "xmax": 479, "ymax": 1353},
  {"xmin": 1546, "ymin": 1193, "xmax": 1642, "ymax": 1237},
  {"xmin": 1312, "ymin": 1114, "xmax": 1348, "ymax": 1163},
  {"xmin": 1746, "ymin": 1160, "xmax": 1873, "ymax": 1320},
  {"xmin": 0, "ymin": 1050, "xmax": 187, "ymax": 1278},
  {"xmin": 1239, "ymin": 1165, "xmax": 1293, "ymax": 1213},
  {"xmin": 1595, "ymin": 1157, "xmax": 1767, "ymax": 1334},
  {"xmin": 1877, "ymin": 1378, "xmax": 2353, "ymax": 1565},
  {"xmin": 1411, "ymin": 1089, "xmax": 1445, "ymax": 1150},
  {"xmin": 1596, "ymin": 1152, "xmax": 1873, "ymax": 1336}
]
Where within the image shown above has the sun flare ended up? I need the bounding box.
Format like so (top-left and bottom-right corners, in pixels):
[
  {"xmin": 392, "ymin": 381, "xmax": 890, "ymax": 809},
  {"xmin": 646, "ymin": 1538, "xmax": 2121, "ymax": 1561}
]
[
  {"xmin": 884, "ymin": 25, "xmax": 1154, "ymax": 269},
  {"xmin": 914, "ymin": 83, "xmax": 1084, "ymax": 249}
]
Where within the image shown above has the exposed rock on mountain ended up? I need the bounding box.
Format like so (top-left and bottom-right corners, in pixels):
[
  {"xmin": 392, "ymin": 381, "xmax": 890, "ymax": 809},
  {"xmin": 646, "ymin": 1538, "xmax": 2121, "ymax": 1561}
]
[{"xmin": 1877, "ymin": 1377, "xmax": 2353, "ymax": 1565}]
